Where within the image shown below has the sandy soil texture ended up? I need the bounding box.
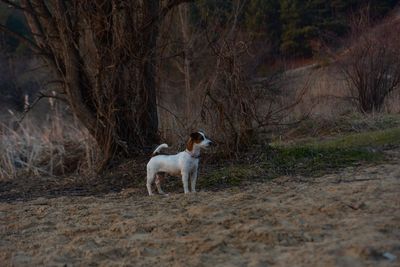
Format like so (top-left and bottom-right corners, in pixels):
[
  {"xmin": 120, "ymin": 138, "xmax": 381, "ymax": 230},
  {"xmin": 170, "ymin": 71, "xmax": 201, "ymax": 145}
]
[{"xmin": 1, "ymin": 157, "xmax": 399, "ymax": 266}]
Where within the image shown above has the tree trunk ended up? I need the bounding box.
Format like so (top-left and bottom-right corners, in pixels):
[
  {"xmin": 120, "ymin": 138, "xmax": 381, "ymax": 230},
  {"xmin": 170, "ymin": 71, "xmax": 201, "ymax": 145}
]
[
  {"xmin": 72, "ymin": 0, "xmax": 162, "ymax": 167},
  {"xmin": 178, "ymin": 3, "xmax": 192, "ymax": 120},
  {"xmin": 20, "ymin": 0, "xmax": 164, "ymax": 169},
  {"xmin": 2, "ymin": 0, "xmax": 193, "ymax": 169}
]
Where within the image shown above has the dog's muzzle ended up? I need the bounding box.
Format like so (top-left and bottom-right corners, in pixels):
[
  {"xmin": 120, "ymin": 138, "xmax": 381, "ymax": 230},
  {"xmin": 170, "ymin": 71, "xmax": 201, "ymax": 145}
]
[{"xmin": 208, "ymin": 140, "xmax": 216, "ymax": 147}]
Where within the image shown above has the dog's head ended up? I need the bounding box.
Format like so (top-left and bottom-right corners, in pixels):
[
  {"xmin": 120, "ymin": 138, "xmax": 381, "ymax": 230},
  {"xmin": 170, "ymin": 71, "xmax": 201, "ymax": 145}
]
[{"xmin": 187, "ymin": 131, "xmax": 214, "ymax": 151}]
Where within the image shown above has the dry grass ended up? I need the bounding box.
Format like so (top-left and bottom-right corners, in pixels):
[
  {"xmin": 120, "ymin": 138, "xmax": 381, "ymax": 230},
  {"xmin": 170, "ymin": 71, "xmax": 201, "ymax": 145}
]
[
  {"xmin": 279, "ymin": 112, "xmax": 400, "ymax": 141},
  {"xmin": 0, "ymin": 104, "xmax": 97, "ymax": 180},
  {"xmin": 1, "ymin": 83, "xmax": 399, "ymax": 184}
]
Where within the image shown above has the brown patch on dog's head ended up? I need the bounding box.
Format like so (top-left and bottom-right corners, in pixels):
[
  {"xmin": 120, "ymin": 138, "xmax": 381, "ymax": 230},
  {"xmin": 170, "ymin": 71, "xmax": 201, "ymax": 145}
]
[{"xmin": 186, "ymin": 132, "xmax": 204, "ymax": 151}]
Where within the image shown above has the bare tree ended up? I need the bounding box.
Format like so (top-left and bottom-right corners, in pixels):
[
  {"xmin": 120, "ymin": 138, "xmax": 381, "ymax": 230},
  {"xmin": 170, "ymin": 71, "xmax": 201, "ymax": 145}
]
[
  {"xmin": 0, "ymin": 0, "xmax": 192, "ymax": 169},
  {"xmin": 339, "ymin": 13, "xmax": 400, "ymax": 113},
  {"xmin": 158, "ymin": 0, "xmax": 307, "ymax": 155}
]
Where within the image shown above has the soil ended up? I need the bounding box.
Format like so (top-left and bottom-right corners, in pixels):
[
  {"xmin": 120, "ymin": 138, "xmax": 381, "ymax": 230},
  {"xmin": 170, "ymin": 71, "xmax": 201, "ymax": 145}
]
[{"xmin": 1, "ymin": 151, "xmax": 399, "ymax": 267}]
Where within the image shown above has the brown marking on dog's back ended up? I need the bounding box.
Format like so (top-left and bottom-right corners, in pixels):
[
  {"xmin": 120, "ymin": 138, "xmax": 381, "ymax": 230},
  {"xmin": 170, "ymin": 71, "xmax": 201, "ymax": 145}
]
[{"xmin": 186, "ymin": 132, "xmax": 203, "ymax": 151}]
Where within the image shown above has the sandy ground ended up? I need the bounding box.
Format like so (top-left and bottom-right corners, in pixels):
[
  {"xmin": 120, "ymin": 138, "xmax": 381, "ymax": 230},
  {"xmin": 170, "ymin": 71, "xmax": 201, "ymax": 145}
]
[{"xmin": 1, "ymin": 156, "xmax": 399, "ymax": 266}]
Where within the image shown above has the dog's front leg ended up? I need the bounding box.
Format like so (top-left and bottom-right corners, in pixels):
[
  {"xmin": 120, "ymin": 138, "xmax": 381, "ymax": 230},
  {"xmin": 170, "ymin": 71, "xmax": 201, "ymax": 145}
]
[
  {"xmin": 191, "ymin": 169, "xmax": 198, "ymax": 193},
  {"xmin": 181, "ymin": 171, "xmax": 190, "ymax": 194}
]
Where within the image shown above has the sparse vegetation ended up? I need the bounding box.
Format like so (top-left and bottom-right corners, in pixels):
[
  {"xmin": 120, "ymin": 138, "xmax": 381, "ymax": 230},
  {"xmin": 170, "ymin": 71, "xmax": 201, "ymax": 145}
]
[
  {"xmin": 201, "ymin": 120, "xmax": 400, "ymax": 188},
  {"xmin": 339, "ymin": 12, "xmax": 400, "ymax": 113},
  {"xmin": 279, "ymin": 113, "xmax": 400, "ymax": 140},
  {"xmin": 0, "ymin": 104, "xmax": 97, "ymax": 180}
]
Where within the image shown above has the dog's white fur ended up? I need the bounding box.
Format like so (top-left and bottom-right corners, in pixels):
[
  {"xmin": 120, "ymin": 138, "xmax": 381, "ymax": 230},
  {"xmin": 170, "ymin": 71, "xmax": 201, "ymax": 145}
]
[{"xmin": 146, "ymin": 131, "xmax": 213, "ymax": 195}]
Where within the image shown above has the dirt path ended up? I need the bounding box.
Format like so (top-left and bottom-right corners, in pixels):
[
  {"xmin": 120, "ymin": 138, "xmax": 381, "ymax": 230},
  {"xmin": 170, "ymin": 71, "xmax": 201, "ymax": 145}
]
[{"xmin": 1, "ymin": 158, "xmax": 399, "ymax": 266}]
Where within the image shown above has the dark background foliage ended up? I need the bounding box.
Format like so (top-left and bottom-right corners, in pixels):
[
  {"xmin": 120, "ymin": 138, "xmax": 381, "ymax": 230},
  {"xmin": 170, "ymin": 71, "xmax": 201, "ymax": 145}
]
[{"xmin": 1, "ymin": 0, "xmax": 398, "ymax": 110}]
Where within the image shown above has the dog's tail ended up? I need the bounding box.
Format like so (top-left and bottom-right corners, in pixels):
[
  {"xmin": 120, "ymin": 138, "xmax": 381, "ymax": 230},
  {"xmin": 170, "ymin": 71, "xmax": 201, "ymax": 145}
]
[{"xmin": 152, "ymin": 143, "xmax": 168, "ymax": 156}]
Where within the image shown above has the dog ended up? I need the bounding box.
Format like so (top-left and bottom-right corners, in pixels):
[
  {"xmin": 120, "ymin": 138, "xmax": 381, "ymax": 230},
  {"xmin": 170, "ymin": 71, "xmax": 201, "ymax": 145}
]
[{"xmin": 146, "ymin": 131, "xmax": 214, "ymax": 195}]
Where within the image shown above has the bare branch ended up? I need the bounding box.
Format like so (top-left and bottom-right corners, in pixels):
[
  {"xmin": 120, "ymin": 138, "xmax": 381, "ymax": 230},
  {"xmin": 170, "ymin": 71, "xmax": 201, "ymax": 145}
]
[
  {"xmin": 16, "ymin": 91, "xmax": 66, "ymax": 126},
  {"xmin": 142, "ymin": 0, "xmax": 194, "ymax": 30}
]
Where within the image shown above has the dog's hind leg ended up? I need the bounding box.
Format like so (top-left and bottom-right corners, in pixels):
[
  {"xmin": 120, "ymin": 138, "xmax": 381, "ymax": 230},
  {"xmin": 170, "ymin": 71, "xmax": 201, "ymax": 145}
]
[
  {"xmin": 155, "ymin": 173, "xmax": 167, "ymax": 195},
  {"xmin": 146, "ymin": 171, "xmax": 156, "ymax": 196}
]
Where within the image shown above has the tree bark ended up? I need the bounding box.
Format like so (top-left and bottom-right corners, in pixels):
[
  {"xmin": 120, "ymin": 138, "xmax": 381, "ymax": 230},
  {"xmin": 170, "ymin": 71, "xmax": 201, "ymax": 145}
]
[
  {"xmin": 0, "ymin": 0, "xmax": 193, "ymax": 169},
  {"xmin": 178, "ymin": 3, "xmax": 192, "ymax": 119}
]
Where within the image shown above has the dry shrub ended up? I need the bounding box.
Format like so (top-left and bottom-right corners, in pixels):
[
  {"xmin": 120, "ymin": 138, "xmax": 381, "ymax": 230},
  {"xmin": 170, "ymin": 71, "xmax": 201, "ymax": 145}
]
[
  {"xmin": 0, "ymin": 101, "xmax": 98, "ymax": 180},
  {"xmin": 157, "ymin": 1, "xmax": 307, "ymax": 155},
  {"xmin": 202, "ymin": 40, "xmax": 256, "ymax": 152},
  {"xmin": 339, "ymin": 11, "xmax": 400, "ymax": 113},
  {"xmin": 200, "ymin": 38, "xmax": 306, "ymax": 155}
]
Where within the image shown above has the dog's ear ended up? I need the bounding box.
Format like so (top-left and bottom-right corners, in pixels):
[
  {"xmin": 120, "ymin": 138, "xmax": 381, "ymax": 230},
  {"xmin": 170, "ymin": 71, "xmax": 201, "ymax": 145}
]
[{"xmin": 190, "ymin": 132, "xmax": 201, "ymax": 140}]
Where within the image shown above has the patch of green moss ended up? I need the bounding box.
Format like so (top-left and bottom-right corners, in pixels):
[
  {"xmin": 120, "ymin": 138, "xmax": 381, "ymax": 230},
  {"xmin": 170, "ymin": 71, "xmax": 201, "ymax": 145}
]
[
  {"xmin": 266, "ymin": 127, "xmax": 400, "ymax": 178},
  {"xmin": 263, "ymin": 146, "xmax": 383, "ymax": 178},
  {"xmin": 287, "ymin": 127, "xmax": 400, "ymax": 150},
  {"xmin": 201, "ymin": 127, "xmax": 399, "ymax": 189},
  {"xmin": 200, "ymin": 164, "xmax": 263, "ymax": 188}
]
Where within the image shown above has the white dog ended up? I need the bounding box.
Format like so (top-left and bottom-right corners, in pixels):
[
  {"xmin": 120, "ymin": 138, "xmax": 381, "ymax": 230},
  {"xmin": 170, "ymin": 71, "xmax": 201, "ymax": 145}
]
[{"xmin": 146, "ymin": 131, "xmax": 214, "ymax": 195}]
